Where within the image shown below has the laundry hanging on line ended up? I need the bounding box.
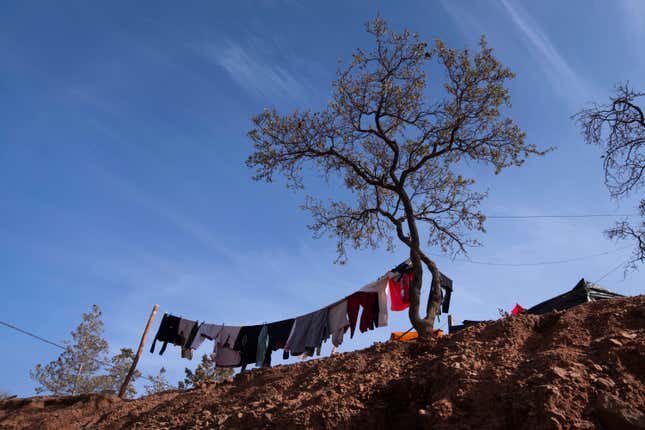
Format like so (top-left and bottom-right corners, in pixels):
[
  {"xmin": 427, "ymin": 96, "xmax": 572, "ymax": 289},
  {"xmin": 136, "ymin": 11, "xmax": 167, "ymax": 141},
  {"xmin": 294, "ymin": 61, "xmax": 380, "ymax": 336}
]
[
  {"xmin": 264, "ymin": 318, "xmax": 295, "ymax": 366},
  {"xmin": 178, "ymin": 319, "xmax": 199, "ymax": 360},
  {"xmin": 190, "ymin": 324, "xmax": 241, "ymax": 367},
  {"xmin": 347, "ymin": 291, "xmax": 379, "ymax": 338},
  {"xmin": 149, "ymin": 258, "xmax": 454, "ymax": 370},
  {"xmin": 328, "ymin": 300, "xmax": 349, "ymax": 348},
  {"xmin": 284, "ymin": 308, "xmax": 329, "ymax": 358},
  {"xmin": 233, "ymin": 324, "xmax": 265, "ymax": 371},
  {"xmin": 150, "ymin": 314, "xmax": 182, "ymax": 356},
  {"xmin": 388, "ymin": 260, "xmax": 453, "ymax": 313}
]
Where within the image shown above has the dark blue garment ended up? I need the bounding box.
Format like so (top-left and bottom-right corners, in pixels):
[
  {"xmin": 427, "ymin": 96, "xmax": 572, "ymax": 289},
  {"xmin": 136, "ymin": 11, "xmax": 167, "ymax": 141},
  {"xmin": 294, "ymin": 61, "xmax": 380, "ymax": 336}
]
[{"xmin": 233, "ymin": 324, "xmax": 264, "ymax": 371}]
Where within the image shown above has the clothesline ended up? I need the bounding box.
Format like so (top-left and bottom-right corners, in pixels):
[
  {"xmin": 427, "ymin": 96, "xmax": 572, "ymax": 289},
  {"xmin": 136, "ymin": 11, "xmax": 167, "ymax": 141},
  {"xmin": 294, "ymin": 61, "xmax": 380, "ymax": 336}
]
[{"xmin": 149, "ymin": 259, "xmax": 453, "ymax": 371}]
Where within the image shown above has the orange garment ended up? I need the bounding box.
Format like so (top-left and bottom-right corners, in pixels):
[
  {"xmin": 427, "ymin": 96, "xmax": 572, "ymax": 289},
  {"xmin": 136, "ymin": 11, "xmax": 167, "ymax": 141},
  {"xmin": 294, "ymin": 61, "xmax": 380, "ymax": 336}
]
[
  {"xmin": 390, "ymin": 331, "xmax": 418, "ymax": 341},
  {"xmin": 390, "ymin": 329, "xmax": 443, "ymax": 341}
]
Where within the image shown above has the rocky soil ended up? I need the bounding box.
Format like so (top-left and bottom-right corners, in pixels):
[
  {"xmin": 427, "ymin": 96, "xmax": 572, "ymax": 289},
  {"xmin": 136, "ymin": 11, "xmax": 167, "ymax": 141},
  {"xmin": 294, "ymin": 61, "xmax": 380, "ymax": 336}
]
[{"xmin": 1, "ymin": 295, "xmax": 644, "ymax": 430}]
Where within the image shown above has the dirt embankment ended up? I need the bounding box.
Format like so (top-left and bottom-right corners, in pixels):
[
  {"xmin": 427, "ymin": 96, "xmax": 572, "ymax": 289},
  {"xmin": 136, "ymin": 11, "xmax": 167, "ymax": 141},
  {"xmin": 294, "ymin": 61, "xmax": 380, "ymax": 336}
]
[{"xmin": 1, "ymin": 295, "xmax": 644, "ymax": 430}]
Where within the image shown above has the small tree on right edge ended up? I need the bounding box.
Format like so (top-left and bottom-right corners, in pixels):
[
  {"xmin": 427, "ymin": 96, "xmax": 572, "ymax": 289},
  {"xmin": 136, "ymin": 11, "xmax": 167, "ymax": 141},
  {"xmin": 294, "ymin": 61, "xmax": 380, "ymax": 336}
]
[{"xmin": 575, "ymin": 84, "xmax": 644, "ymax": 269}]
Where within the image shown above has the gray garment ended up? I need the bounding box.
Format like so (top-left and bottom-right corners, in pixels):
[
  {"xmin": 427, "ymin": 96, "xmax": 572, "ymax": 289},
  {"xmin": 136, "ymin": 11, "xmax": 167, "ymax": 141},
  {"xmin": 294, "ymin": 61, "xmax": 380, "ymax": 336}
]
[
  {"xmin": 286, "ymin": 308, "xmax": 330, "ymax": 356},
  {"xmin": 255, "ymin": 324, "xmax": 268, "ymax": 367},
  {"xmin": 189, "ymin": 323, "xmax": 241, "ymax": 367},
  {"xmin": 214, "ymin": 326, "xmax": 242, "ymax": 367},
  {"xmin": 178, "ymin": 318, "xmax": 197, "ymax": 359},
  {"xmin": 190, "ymin": 323, "xmax": 218, "ymax": 350},
  {"xmin": 328, "ymin": 300, "xmax": 349, "ymax": 347},
  {"xmin": 178, "ymin": 319, "xmax": 195, "ymax": 344}
]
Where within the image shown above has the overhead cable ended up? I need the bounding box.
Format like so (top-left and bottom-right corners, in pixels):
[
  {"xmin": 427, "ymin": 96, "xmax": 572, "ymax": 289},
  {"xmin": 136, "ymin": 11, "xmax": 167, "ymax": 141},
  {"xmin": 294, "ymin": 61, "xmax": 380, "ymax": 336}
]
[
  {"xmin": 485, "ymin": 213, "xmax": 637, "ymax": 219},
  {"xmin": 430, "ymin": 245, "xmax": 631, "ymax": 267},
  {"xmin": 594, "ymin": 260, "xmax": 628, "ymax": 283},
  {"xmin": 0, "ymin": 320, "xmax": 113, "ymax": 367}
]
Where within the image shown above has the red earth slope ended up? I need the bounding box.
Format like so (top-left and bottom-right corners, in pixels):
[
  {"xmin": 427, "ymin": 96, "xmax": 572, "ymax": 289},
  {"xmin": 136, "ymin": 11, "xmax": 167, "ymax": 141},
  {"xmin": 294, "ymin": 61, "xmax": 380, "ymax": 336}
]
[{"xmin": 1, "ymin": 295, "xmax": 643, "ymax": 429}]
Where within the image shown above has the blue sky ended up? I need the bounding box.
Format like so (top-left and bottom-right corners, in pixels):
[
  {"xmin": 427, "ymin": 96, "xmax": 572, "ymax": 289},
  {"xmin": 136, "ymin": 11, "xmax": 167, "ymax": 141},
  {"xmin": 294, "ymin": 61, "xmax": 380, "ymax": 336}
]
[{"xmin": 1, "ymin": 1, "xmax": 643, "ymax": 397}]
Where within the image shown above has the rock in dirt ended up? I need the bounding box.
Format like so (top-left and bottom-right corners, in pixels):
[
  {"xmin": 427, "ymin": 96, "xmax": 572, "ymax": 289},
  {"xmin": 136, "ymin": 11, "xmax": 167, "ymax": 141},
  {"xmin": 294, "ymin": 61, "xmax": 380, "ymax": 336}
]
[{"xmin": 595, "ymin": 391, "xmax": 645, "ymax": 430}]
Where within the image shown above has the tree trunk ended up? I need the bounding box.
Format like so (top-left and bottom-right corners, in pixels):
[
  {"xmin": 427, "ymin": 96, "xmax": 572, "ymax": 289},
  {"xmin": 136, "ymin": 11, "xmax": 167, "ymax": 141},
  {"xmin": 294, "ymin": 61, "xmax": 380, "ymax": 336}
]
[
  {"xmin": 399, "ymin": 190, "xmax": 438, "ymax": 338},
  {"xmin": 407, "ymin": 251, "xmax": 435, "ymax": 337},
  {"xmin": 421, "ymin": 253, "xmax": 443, "ymax": 328}
]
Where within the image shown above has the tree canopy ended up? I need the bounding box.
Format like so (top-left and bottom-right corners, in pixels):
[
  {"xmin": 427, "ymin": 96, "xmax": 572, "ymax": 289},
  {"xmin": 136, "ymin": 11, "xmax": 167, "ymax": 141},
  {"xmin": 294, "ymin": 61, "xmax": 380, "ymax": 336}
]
[{"xmin": 247, "ymin": 18, "xmax": 547, "ymax": 335}]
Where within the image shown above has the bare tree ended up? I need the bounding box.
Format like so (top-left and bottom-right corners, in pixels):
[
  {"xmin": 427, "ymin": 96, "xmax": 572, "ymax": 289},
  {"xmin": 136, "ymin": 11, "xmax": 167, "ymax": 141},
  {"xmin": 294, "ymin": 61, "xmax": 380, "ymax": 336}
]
[
  {"xmin": 574, "ymin": 84, "xmax": 644, "ymax": 269},
  {"xmin": 247, "ymin": 18, "xmax": 547, "ymax": 336}
]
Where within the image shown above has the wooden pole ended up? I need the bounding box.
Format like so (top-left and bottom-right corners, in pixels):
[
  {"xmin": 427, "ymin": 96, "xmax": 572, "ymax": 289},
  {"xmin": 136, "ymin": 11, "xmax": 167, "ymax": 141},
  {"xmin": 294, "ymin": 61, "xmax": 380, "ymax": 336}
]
[
  {"xmin": 447, "ymin": 314, "xmax": 453, "ymax": 334},
  {"xmin": 119, "ymin": 304, "xmax": 159, "ymax": 398}
]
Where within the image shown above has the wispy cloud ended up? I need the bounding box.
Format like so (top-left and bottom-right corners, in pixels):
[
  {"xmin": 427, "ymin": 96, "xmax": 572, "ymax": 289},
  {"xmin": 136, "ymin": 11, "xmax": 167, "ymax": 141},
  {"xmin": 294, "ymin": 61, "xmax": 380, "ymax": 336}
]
[
  {"xmin": 196, "ymin": 38, "xmax": 309, "ymax": 103},
  {"xmin": 438, "ymin": 0, "xmax": 486, "ymax": 42},
  {"xmin": 440, "ymin": 0, "xmax": 597, "ymax": 108},
  {"xmin": 499, "ymin": 0, "xmax": 594, "ymax": 107}
]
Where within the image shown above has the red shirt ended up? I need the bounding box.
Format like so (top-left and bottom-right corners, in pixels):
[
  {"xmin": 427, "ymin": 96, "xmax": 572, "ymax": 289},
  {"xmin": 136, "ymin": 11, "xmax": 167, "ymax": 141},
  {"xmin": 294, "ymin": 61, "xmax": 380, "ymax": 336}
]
[{"xmin": 388, "ymin": 272, "xmax": 413, "ymax": 311}]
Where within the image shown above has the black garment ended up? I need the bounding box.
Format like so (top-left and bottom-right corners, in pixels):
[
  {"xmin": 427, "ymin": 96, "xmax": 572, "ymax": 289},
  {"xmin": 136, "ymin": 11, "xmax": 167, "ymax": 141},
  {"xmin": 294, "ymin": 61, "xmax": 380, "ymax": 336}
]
[
  {"xmin": 440, "ymin": 273, "xmax": 453, "ymax": 314},
  {"xmin": 391, "ymin": 260, "xmax": 412, "ymax": 280},
  {"xmin": 264, "ymin": 318, "xmax": 294, "ymax": 366},
  {"xmin": 233, "ymin": 325, "xmax": 264, "ymax": 371},
  {"xmin": 150, "ymin": 313, "xmax": 182, "ymax": 355}
]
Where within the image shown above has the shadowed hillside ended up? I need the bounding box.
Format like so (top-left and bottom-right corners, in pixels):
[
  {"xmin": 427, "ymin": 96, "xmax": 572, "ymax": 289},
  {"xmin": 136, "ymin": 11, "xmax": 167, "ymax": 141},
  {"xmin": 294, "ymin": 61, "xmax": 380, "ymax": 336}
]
[{"xmin": 1, "ymin": 295, "xmax": 643, "ymax": 430}]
